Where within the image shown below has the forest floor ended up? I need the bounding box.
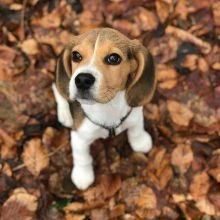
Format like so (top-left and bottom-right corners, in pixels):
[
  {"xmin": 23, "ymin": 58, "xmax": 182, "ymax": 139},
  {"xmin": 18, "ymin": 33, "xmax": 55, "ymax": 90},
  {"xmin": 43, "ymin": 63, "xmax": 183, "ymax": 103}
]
[{"xmin": 0, "ymin": 0, "xmax": 220, "ymax": 219}]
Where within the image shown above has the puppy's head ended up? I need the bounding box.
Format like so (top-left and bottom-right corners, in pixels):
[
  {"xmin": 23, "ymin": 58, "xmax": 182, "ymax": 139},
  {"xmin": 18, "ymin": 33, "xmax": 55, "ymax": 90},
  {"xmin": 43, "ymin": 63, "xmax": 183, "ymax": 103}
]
[{"xmin": 56, "ymin": 28, "xmax": 156, "ymax": 106}]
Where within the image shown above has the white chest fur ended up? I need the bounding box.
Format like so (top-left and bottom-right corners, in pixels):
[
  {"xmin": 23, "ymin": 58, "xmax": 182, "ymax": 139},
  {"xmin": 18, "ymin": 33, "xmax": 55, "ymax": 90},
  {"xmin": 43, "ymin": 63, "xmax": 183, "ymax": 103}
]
[{"xmin": 53, "ymin": 84, "xmax": 153, "ymax": 190}]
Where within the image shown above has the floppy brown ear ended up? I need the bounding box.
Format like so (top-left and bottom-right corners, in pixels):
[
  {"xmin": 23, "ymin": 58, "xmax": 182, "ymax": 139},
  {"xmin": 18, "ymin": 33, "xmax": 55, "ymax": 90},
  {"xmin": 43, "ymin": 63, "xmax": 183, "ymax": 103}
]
[
  {"xmin": 55, "ymin": 47, "xmax": 72, "ymax": 99},
  {"xmin": 126, "ymin": 42, "xmax": 156, "ymax": 107}
]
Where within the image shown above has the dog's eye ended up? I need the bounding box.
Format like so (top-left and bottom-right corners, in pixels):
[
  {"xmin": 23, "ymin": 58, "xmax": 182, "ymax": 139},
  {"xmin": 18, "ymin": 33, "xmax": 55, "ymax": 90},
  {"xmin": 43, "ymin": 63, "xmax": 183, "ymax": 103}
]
[
  {"xmin": 72, "ymin": 51, "xmax": 82, "ymax": 62},
  {"xmin": 105, "ymin": 53, "xmax": 121, "ymax": 65}
]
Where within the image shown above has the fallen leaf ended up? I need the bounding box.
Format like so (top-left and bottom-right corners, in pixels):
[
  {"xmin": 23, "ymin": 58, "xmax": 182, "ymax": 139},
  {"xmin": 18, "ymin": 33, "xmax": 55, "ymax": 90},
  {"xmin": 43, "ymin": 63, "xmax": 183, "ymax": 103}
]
[
  {"xmin": 135, "ymin": 7, "xmax": 158, "ymax": 31},
  {"xmin": 1, "ymin": 188, "xmax": 38, "ymax": 220},
  {"xmin": 167, "ymin": 100, "xmax": 194, "ymax": 126},
  {"xmin": 212, "ymin": 2, "xmax": 220, "ymax": 26},
  {"xmin": 2, "ymin": 163, "xmax": 12, "ymax": 177},
  {"xmin": 32, "ymin": 9, "xmax": 61, "ymax": 29},
  {"xmin": 112, "ymin": 19, "xmax": 141, "ymax": 37},
  {"xmin": 157, "ymin": 64, "xmax": 178, "ymax": 89},
  {"xmin": 211, "ymin": 61, "xmax": 220, "ymax": 70},
  {"xmin": 162, "ymin": 206, "xmax": 179, "ymax": 219},
  {"xmin": 166, "ymin": 25, "xmax": 211, "ymax": 54},
  {"xmin": 190, "ymin": 172, "xmax": 210, "ymax": 201},
  {"xmin": 208, "ymin": 168, "xmax": 220, "ymax": 182},
  {"xmin": 109, "ymin": 204, "xmax": 125, "ymax": 219},
  {"xmin": 20, "ymin": 39, "xmax": 39, "ymax": 55},
  {"xmin": 196, "ymin": 198, "xmax": 215, "ymax": 215},
  {"xmin": 137, "ymin": 187, "xmax": 157, "ymax": 209},
  {"xmin": 171, "ymin": 143, "xmax": 193, "ymax": 174},
  {"xmin": 100, "ymin": 175, "xmax": 121, "ymax": 199},
  {"xmin": 159, "ymin": 165, "xmax": 173, "ymax": 189},
  {"xmin": 181, "ymin": 54, "xmax": 198, "ymax": 71},
  {"xmin": 65, "ymin": 213, "xmax": 85, "ymax": 220},
  {"xmin": 22, "ymin": 138, "xmax": 49, "ymax": 176},
  {"xmin": 172, "ymin": 193, "xmax": 186, "ymax": 203},
  {"xmin": 156, "ymin": 0, "xmax": 173, "ymax": 23}
]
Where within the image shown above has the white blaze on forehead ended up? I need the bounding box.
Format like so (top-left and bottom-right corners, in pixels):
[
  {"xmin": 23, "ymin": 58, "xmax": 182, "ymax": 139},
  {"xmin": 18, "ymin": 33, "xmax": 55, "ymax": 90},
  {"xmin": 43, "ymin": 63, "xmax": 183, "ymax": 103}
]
[
  {"xmin": 89, "ymin": 34, "xmax": 100, "ymax": 66},
  {"xmin": 69, "ymin": 33, "xmax": 102, "ymax": 101}
]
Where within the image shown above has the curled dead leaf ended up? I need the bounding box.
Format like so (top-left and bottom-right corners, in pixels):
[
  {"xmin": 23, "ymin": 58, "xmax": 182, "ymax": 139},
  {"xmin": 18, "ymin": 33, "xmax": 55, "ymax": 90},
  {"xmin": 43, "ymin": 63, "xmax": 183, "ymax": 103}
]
[
  {"xmin": 1, "ymin": 188, "xmax": 38, "ymax": 220},
  {"xmin": 190, "ymin": 172, "xmax": 210, "ymax": 201},
  {"xmin": 22, "ymin": 138, "xmax": 49, "ymax": 176},
  {"xmin": 167, "ymin": 100, "xmax": 194, "ymax": 126},
  {"xmin": 135, "ymin": 7, "xmax": 158, "ymax": 31},
  {"xmin": 137, "ymin": 187, "xmax": 157, "ymax": 209},
  {"xmin": 156, "ymin": 0, "xmax": 173, "ymax": 23},
  {"xmin": 171, "ymin": 143, "xmax": 193, "ymax": 174},
  {"xmin": 196, "ymin": 198, "xmax": 215, "ymax": 216},
  {"xmin": 20, "ymin": 39, "xmax": 39, "ymax": 55},
  {"xmin": 208, "ymin": 168, "xmax": 220, "ymax": 183},
  {"xmin": 157, "ymin": 64, "xmax": 178, "ymax": 89},
  {"xmin": 100, "ymin": 174, "xmax": 121, "ymax": 199},
  {"xmin": 212, "ymin": 2, "xmax": 220, "ymax": 26},
  {"xmin": 166, "ymin": 25, "xmax": 211, "ymax": 54}
]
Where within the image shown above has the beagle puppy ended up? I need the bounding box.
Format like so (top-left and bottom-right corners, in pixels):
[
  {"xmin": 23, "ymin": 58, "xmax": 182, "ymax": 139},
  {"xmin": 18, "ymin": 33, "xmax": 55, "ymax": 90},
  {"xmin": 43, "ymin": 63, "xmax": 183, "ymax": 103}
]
[{"xmin": 52, "ymin": 28, "xmax": 156, "ymax": 190}]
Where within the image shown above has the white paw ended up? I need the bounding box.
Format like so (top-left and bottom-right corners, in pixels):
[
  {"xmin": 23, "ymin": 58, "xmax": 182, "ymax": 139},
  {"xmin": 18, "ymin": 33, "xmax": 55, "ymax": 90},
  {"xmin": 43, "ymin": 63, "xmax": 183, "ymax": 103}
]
[
  {"xmin": 57, "ymin": 107, "xmax": 73, "ymax": 128},
  {"xmin": 71, "ymin": 165, "xmax": 94, "ymax": 190},
  {"xmin": 129, "ymin": 131, "xmax": 153, "ymax": 153},
  {"xmin": 52, "ymin": 83, "xmax": 74, "ymax": 128}
]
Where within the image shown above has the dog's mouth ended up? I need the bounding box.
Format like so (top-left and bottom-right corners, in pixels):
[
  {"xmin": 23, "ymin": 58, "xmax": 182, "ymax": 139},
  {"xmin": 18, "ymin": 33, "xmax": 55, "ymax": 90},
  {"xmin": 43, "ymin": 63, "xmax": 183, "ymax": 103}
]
[{"xmin": 76, "ymin": 91, "xmax": 97, "ymax": 104}]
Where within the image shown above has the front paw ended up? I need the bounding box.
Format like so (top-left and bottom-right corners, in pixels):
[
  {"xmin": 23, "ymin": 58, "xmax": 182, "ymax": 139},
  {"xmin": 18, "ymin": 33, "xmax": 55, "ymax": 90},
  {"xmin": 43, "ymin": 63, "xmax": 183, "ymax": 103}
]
[
  {"xmin": 71, "ymin": 165, "xmax": 94, "ymax": 190},
  {"xmin": 129, "ymin": 131, "xmax": 153, "ymax": 153}
]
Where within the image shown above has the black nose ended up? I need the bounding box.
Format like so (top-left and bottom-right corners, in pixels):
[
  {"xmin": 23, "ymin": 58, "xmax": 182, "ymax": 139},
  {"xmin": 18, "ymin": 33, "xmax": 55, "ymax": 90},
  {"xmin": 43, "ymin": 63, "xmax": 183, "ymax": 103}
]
[{"xmin": 75, "ymin": 73, "xmax": 95, "ymax": 90}]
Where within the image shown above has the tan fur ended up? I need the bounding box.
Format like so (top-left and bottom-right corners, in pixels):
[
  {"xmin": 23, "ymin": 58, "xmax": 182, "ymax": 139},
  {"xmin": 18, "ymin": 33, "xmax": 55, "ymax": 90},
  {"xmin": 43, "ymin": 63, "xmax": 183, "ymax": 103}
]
[{"xmin": 56, "ymin": 28, "xmax": 156, "ymax": 128}]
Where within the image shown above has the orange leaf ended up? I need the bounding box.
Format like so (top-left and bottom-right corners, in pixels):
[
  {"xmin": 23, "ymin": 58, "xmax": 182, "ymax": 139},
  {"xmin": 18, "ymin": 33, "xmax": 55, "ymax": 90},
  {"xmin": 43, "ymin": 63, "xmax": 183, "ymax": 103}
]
[{"xmin": 22, "ymin": 138, "xmax": 49, "ymax": 176}]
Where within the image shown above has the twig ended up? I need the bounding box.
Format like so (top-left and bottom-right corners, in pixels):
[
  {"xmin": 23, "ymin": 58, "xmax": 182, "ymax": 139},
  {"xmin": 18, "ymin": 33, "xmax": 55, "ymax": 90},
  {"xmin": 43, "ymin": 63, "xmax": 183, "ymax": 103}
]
[
  {"xmin": 166, "ymin": 25, "xmax": 211, "ymax": 54},
  {"xmin": 13, "ymin": 141, "xmax": 68, "ymax": 172}
]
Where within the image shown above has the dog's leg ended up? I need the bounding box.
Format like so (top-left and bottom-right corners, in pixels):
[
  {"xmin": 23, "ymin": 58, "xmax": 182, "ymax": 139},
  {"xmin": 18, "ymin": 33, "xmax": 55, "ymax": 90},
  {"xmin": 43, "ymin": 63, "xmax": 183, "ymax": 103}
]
[
  {"xmin": 52, "ymin": 83, "xmax": 73, "ymax": 127},
  {"xmin": 127, "ymin": 109, "xmax": 152, "ymax": 153},
  {"xmin": 70, "ymin": 131, "xmax": 95, "ymax": 190}
]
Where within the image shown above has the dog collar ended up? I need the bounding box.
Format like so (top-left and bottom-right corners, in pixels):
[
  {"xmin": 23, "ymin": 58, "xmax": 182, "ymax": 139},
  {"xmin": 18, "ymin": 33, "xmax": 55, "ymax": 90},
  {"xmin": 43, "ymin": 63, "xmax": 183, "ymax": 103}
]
[{"xmin": 83, "ymin": 108, "xmax": 132, "ymax": 137}]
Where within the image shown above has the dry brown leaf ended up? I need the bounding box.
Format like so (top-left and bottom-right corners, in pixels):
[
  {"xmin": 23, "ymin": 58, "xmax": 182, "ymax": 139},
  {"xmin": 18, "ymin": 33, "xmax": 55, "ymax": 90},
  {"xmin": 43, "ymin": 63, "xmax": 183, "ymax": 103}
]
[
  {"xmin": 20, "ymin": 39, "xmax": 39, "ymax": 55},
  {"xmin": 211, "ymin": 62, "xmax": 220, "ymax": 70},
  {"xmin": 137, "ymin": 187, "xmax": 157, "ymax": 209},
  {"xmin": 65, "ymin": 213, "xmax": 85, "ymax": 220},
  {"xmin": 157, "ymin": 64, "xmax": 178, "ymax": 89},
  {"xmin": 112, "ymin": 19, "xmax": 141, "ymax": 37},
  {"xmin": 109, "ymin": 204, "xmax": 125, "ymax": 219},
  {"xmin": 181, "ymin": 54, "xmax": 198, "ymax": 71},
  {"xmin": 162, "ymin": 206, "xmax": 179, "ymax": 219},
  {"xmin": 196, "ymin": 198, "xmax": 215, "ymax": 215},
  {"xmin": 2, "ymin": 163, "xmax": 12, "ymax": 177},
  {"xmin": 156, "ymin": 0, "xmax": 173, "ymax": 23},
  {"xmin": 166, "ymin": 25, "xmax": 211, "ymax": 54},
  {"xmin": 208, "ymin": 168, "xmax": 220, "ymax": 182},
  {"xmin": 32, "ymin": 9, "xmax": 61, "ymax": 29},
  {"xmin": 64, "ymin": 202, "xmax": 85, "ymax": 213},
  {"xmin": 172, "ymin": 194, "xmax": 186, "ymax": 203},
  {"xmin": 9, "ymin": 3, "xmax": 23, "ymax": 10},
  {"xmin": 144, "ymin": 103, "xmax": 160, "ymax": 121},
  {"xmin": 159, "ymin": 166, "xmax": 173, "ymax": 189},
  {"xmin": 157, "ymin": 64, "xmax": 178, "ymax": 81},
  {"xmin": 159, "ymin": 79, "xmax": 177, "ymax": 89},
  {"xmin": 171, "ymin": 143, "xmax": 193, "ymax": 174},
  {"xmin": 208, "ymin": 192, "xmax": 220, "ymax": 212},
  {"xmin": 22, "ymin": 138, "xmax": 49, "ymax": 176},
  {"xmin": 212, "ymin": 2, "xmax": 220, "ymax": 26},
  {"xmin": 135, "ymin": 7, "xmax": 158, "ymax": 31},
  {"xmin": 167, "ymin": 100, "xmax": 194, "ymax": 126},
  {"xmin": 190, "ymin": 172, "xmax": 210, "ymax": 201},
  {"xmin": 198, "ymin": 57, "xmax": 209, "ymax": 74},
  {"xmin": 100, "ymin": 175, "xmax": 121, "ymax": 199},
  {"xmin": 1, "ymin": 188, "xmax": 38, "ymax": 220}
]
